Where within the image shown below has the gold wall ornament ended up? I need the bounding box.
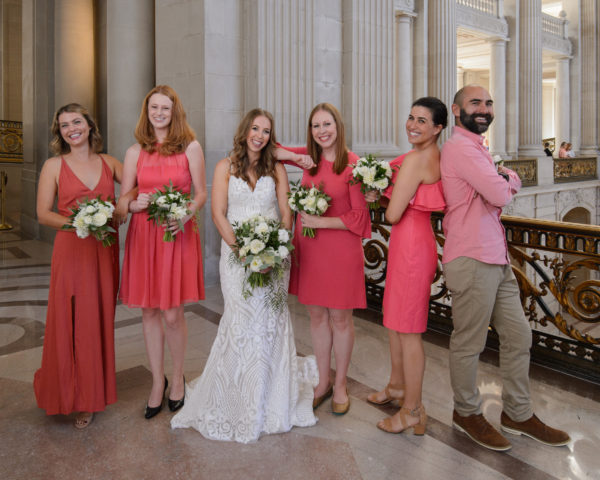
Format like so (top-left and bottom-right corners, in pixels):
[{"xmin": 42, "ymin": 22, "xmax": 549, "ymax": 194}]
[
  {"xmin": 503, "ymin": 158, "xmax": 538, "ymax": 186},
  {"xmin": 0, "ymin": 120, "xmax": 23, "ymax": 163}
]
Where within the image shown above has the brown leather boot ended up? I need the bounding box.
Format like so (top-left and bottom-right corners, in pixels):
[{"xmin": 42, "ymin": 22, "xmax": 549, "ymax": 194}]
[
  {"xmin": 452, "ymin": 410, "xmax": 512, "ymax": 451},
  {"xmin": 500, "ymin": 412, "xmax": 570, "ymax": 447}
]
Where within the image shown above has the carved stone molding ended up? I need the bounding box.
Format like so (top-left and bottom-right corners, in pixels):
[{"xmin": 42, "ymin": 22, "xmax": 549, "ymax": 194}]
[
  {"xmin": 555, "ymin": 186, "xmax": 596, "ymax": 216},
  {"xmin": 456, "ymin": 4, "xmax": 508, "ymax": 39},
  {"xmin": 394, "ymin": 0, "xmax": 414, "ymax": 14},
  {"xmin": 542, "ymin": 32, "xmax": 572, "ymax": 56}
]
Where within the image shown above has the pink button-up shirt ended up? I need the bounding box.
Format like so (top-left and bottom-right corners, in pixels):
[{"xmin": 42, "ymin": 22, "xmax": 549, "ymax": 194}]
[{"xmin": 440, "ymin": 126, "xmax": 521, "ymax": 265}]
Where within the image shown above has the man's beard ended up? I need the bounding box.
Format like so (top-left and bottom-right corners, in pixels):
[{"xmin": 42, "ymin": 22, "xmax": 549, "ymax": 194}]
[{"xmin": 459, "ymin": 108, "xmax": 494, "ymax": 134}]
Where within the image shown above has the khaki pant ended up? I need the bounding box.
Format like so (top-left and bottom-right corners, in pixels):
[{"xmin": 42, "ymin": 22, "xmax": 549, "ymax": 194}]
[{"xmin": 444, "ymin": 257, "xmax": 534, "ymax": 421}]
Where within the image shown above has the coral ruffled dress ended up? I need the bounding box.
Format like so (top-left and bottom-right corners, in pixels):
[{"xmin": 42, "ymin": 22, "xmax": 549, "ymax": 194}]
[
  {"xmin": 382, "ymin": 153, "xmax": 445, "ymax": 333},
  {"xmin": 120, "ymin": 149, "xmax": 204, "ymax": 310},
  {"xmin": 34, "ymin": 157, "xmax": 119, "ymax": 415},
  {"xmin": 286, "ymin": 148, "xmax": 371, "ymax": 309}
]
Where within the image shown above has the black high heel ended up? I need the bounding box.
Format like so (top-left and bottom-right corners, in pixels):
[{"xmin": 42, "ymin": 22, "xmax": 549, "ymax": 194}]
[
  {"xmin": 168, "ymin": 376, "xmax": 186, "ymax": 412},
  {"xmin": 144, "ymin": 376, "xmax": 168, "ymax": 419}
]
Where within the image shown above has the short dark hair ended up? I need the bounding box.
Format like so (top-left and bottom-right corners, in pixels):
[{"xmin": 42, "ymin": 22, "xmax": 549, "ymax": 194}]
[{"xmin": 411, "ymin": 97, "xmax": 448, "ymax": 130}]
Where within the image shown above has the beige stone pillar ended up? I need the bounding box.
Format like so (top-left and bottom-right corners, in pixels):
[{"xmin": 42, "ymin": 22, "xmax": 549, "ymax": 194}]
[
  {"xmin": 105, "ymin": 0, "xmax": 155, "ymax": 162},
  {"xmin": 517, "ymin": 0, "xmax": 544, "ymax": 158},
  {"xmin": 396, "ymin": 10, "xmax": 415, "ymax": 154},
  {"xmin": 554, "ymin": 56, "xmax": 570, "ymax": 151},
  {"xmin": 427, "ymin": 0, "xmax": 456, "ymax": 142},
  {"xmin": 54, "ymin": 0, "xmax": 95, "ymax": 113},
  {"xmin": 489, "ymin": 38, "xmax": 506, "ymax": 157},
  {"xmin": 580, "ymin": 0, "xmax": 598, "ymax": 155}
]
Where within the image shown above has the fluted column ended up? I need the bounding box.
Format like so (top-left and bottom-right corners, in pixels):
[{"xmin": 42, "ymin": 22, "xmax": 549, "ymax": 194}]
[
  {"xmin": 428, "ymin": 0, "xmax": 456, "ymax": 142},
  {"xmin": 580, "ymin": 0, "xmax": 598, "ymax": 155},
  {"xmin": 54, "ymin": 0, "xmax": 95, "ymax": 112},
  {"xmin": 489, "ymin": 38, "xmax": 506, "ymax": 157},
  {"xmin": 103, "ymin": 1, "xmax": 155, "ymax": 161},
  {"xmin": 396, "ymin": 11, "xmax": 414, "ymax": 154},
  {"xmin": 554, "ymin": 56, "xmax": 570, "ymax": 151},
  {"xmin": 518, "ymin": 0, "xmax": 543, "ymax": 157},
  {"xmin": 343, "ymin": 0, "xmax": 396, "ymax": 155}
]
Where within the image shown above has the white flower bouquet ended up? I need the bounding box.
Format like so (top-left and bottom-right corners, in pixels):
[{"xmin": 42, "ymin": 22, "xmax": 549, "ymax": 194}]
[
  {"xmin": 63, "ymin": 196, "xmax": 116, "ymax": 247},
  {"xmin": 287, "ymin": 181, "xmax": 331, "ymax": 238},
  {"xmin": 231, "ymin": 214, "xmax": 294, "ymax": 309},
  {"xmin": 351, "ymin": 154, "xmax": 394, "ymax": 210},
  {"xmin": 147, "ymin": 182, "xmax": 191, "ymax": 242}
]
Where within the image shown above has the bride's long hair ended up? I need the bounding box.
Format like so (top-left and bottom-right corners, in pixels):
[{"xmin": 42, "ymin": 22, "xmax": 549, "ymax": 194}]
[{"xmin": 229, "ymin": 109, "xmax": 278, "ymax": 185}]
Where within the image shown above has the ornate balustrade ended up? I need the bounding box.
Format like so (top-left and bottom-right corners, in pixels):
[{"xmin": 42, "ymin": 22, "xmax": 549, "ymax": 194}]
[
  {"xmin": 504, "ymin": 158, "xmax": 538, "ymax": 187},
  {"xmin": 0, "ymin": 120, "xmax": 23, "ymax": 163},
  {"xmin": 554, "ymin": 157, "xmax": 597, "ymax": 183},
  {"xmin": 541, "ymin": 12, "xmax": 566, "ymax": 38},
  {"xmin": 456, "ymin": 0, "xmax": 498, "ymax": 16},
  {"xmin": 364, "ymin": 210, "xmax": 600, "ymax": 383}
]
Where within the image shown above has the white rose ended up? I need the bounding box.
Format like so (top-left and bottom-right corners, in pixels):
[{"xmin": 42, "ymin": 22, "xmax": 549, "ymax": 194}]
[
  {"xmin": 156, "ymin": 195, "xmax": 168, "ymax": 205},
  {"xmin": 250, "ymin": 257, "xmax": 263, "ymax": 272},
  {"xmin": 363, "ymin": 169, "xmax": 375, "ymax": 186},
  {"xmin": 91, "ymin": 212, "xmax": 108, "ymax": 227},
  {"xmin": 304, "ymin": 196, "xmax": 317, "ymax": 209},
  {"xmin": 249, "ymin": 239, "xmax": 265, "ymax": 254},
  {"xmin": 278, "ymin": 229, "xmax": 289, "ymax": 243},
  {"xmin": 374, "ymin": 178, "xmax": 388, "ymax": 190},
  {"xmin": 170, "ymin": 206, "xmax": 187, "ymax": 220},
  {"xmin": 278, "ymin": 245, "xmax": 289, "ymax": 259},
  {"xmin": 73, "ymin": 216, "xmax": 88, "ymax": 234},
  {"xmin": 75, "ymin": 227, "xmax": 89, "ymax": 239},
  {"xmin": 83, "ymin": 215, "xmax": 94, "ymax": 225},
  {"xmin": 316, "ymin": 197, "xmax": 328, "ymax": 213},
  {"xmin": 239, "ymin": 245, "xmax": 250, "ymax": 257},
  {"xmin": 288, "ymin": 197, "xmax": 296, "ymax": 209},
  {"xmin": 254, "ymin": 222, "xmax": 269, "ymax": 235},
  {"xmin": 382, "ymin": 161, "xmax": 392, "ymax": 176},
  {"xmin": 358, "ymin": 165, "xmax": 370, "ymax": 178},
  {"xmin": 85, "ymin": 205, "xmax": 96, "ymax": 214}
]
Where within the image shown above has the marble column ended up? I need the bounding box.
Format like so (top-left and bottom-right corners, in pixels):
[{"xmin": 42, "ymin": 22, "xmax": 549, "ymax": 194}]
[
  {"xmin": 412, "ymin": 0, "xmax": 428, "ymax": 98},
  {"xmin": 343, "ymin": 0, "xmax": 396, "ymax": 156},
  {"xmin": 21, "ymin": 0, "xmax": 54, "ymax": 239},
  {"xmin": 396, "ymin": 10, "xmax": 414, "ymax": 154},
  {"xmin": 554, "ymin": 56, "xmax": 570, "ymax": 150},
  {"xmin": 54, "ymin": 0, "xmax": 95, "ymax": 113},
  {"xmin": 518, "ymin": 0, "xmax": 545, "ymax": 161},
  {"xmin": 489, "ymin": 38, "xmax": 506, "ymax": 157},
  {"xmin": 103, "ymin": 0, "xmax": 155, "ymax": 162},
  {"xmin": 580, "ymin": 0, "xmax": 598, "ymax": 155},
  {"xmin": 427, "ymin": 0, "xmax": 456, "ymax": 142}
]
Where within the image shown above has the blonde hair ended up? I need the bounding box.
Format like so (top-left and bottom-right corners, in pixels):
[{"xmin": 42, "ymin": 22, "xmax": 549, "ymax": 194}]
[
  {"xmin": 307, "ymin": 103, "xmax": 349, "ymax": 176},
  {"xmin": 134, "ymin": 85, "xmax": 196, "ymax": 156},
  {"xmin": 229, "ymin": 108, "xmax": 278, "ymax": 184},
  {"xmin": 50, "ymin": 103, "xmax": 103, "ymax": 155}
]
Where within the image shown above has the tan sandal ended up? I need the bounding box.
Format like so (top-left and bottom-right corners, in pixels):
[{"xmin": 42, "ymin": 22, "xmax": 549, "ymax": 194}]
[
  {"xmin": 366, "ymin": 383, "xmax": 404, "ymax": 406},
  {"xmin": 377, "ymin": 405, "xmax": 426, "ymax": 435},
  {"xmin": 74, "ymin": 412, "xmax": 94, "ymax": 429}
]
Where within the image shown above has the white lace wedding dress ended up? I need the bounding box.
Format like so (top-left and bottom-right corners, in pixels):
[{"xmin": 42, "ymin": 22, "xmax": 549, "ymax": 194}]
[{"xmin": 171, "ymin": 175, "xmax": 318, "ymax": 443}]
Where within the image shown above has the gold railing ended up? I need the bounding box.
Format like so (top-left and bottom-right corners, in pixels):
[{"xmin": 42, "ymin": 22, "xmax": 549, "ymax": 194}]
[
  {"xmin": 504, "ymin": 158, "xmax": 538, "ymax": 187},
  {"xmin": 0, "ymin": 120, "xmax": 23, "ymax": 163},
  {"xmin": 554, "ymin": 157, "xmax": 597, "ymax": 183},
  {"xmin": 364, "ymin": 210, "xmax": 600, "ymax": 382}
]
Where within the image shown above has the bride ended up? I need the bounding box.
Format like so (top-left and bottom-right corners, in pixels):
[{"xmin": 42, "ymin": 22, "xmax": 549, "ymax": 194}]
[{"xmin": 171, "ymin": 108, "xmax": 318, "ymax": 443}]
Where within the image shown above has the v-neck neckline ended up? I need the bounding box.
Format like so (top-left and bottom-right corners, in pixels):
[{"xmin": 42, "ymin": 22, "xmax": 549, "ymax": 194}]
[{"xmin": 62, "ymin": 156, "xmax": 105, "ymax": 192}]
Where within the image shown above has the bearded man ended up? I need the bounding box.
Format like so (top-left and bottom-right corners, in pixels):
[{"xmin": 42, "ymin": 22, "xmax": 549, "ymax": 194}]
[{"xmin": 440, "ymin": 85, "xmax": 570, "ymax": 452}]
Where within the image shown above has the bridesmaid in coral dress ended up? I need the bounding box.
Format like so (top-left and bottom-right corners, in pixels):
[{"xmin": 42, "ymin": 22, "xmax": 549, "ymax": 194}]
[
  {"xmin": 283, "ymin": 103, "xmax": 371, "ymax": 415},
  {"xmin": 366, "ymin": 97, "xmax": 448, "ymax": 435},
  {"xmin": 34, "ymin": 103, "xmax": 130, "ymax": 428},
  {"xmin": 120, "ymin": 85, "xmax": 207, "ymax": 419}
]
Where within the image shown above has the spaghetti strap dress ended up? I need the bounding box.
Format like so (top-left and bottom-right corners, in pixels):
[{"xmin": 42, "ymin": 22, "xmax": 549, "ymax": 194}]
[
  {"xmin": 120, "ymin": 148, "xmax": 204, "ymax": 310},
  {"xmin": 34, "ymin": 156, "xmax": 119, "ymax": 415},
  {"xmin": 382, "ymin": 153, "xmax": 445, "ymax": 333}
]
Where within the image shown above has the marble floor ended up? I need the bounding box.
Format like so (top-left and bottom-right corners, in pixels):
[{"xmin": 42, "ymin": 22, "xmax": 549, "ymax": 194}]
[{"xmin": 0, "ymin": 226, "xmax": 599, "ymax": 480}]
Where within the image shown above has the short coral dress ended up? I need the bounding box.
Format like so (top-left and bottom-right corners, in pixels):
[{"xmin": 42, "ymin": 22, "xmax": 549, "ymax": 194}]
[
  {"xmin": 382, "ymin": 153, "xmax": 445, "ymax": 333},
  {"xmin": 34, "ymin": 157, "xmax": 119, "ymax": 415},
  {"xmin": 120, "ymin": 148, "xmax": 204, "ymax": 310},
  {"xmin": 286, "ymin": 148, "xmax": 371, "ymax": 309}
]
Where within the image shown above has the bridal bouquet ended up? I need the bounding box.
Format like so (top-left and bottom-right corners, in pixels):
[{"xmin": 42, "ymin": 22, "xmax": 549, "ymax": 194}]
[
  {"xmin": 351, "ymin": 154, "xmax": 393, "ymax": 210},
  {"xmin": 147, "ymin": 182, "xmax": 191, "ymax": 242},
  {"xmin": 231, "ymin": 215, "xmax": 294, "ymax": 310},
  {"xmin": 63, "ymin": 196, "xmax": 116, "ymax": 247},
  {"xmin": 287, "ymin": 181, "xmax": 331, "ymax": 237}
]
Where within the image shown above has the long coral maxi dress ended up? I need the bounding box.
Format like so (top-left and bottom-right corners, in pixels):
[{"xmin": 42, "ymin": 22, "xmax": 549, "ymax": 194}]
[{"xmin": 34, "ymin": 157, "xmax": 119, "ymax": 415}]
